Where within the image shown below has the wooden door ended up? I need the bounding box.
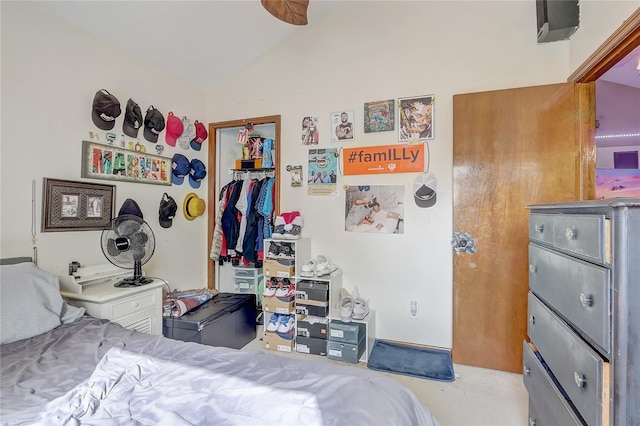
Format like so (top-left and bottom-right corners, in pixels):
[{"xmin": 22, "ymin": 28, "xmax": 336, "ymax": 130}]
[{"xmin": 452, "ymin": 82, "xmax": 588, "ymax": 373}]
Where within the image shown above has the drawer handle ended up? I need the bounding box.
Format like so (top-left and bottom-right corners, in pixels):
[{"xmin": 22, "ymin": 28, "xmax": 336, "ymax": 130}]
[
  {"xmin": 529, "ymin": 417, "xmax": 537, "ymax": 426},
  {"xmin": 534, "ymin": 224, "xmax": 544, "ymax": 234},
  {"xmin": 529, "ymin": 264, "xmax": 536, "ymax": 273},
  {"xmin": 574, "ymin": 372, "xmax": 586, "ymax": 388},
  {"xmin": 579, "ymin": 293, "xmax": 593, "ymax": 308},
  {"xmin": 565, "ymin": 227, "xmax": 576, "ymax": 240},
  {"xmin": 529, "ymin": 315, "xmax": 535, "ymax": 325}
]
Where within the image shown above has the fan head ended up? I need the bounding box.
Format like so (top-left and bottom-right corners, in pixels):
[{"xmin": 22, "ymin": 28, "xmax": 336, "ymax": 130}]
[{"xmin": 101, "ymin": 214, "xmax": 156, "ymax": 273}]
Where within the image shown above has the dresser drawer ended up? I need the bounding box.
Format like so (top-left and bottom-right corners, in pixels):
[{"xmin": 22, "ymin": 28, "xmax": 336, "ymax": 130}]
[
  {"xmin": 528, "ymin": 293, "xmax": 609, "ymax": 426},
  {"xmin": 523, "ymin": 341, "xmax": 584, "ymax": 426},
  {"xmin": 552, "ymin": 215, "xmax": 609, "ymax": 264},
  {"xmin": 109, "ymin": 292, "xmax": 157, "ymax": 319},
  {"xmin": 529, "ymin": 213, "xmax": 555, "ymax": 245},
  {"xmin": 529, "ymin": 244, "xmax": 611, "ymax": 355}
]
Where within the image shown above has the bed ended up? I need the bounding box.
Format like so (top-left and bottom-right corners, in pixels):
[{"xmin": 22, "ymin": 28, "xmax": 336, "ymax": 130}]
[{"xmin": 0, "ymin": 258, "xmax": 438, "ymax": 425}]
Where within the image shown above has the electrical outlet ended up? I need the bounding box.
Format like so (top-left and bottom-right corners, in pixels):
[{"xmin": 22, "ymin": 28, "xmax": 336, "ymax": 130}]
[{"xmin": 410, "ymin": 300, "xmax": 418, "ymax": 320}]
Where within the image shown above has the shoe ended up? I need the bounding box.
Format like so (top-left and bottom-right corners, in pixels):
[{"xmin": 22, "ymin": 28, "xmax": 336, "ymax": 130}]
[
  {"xmin": 277, "ymin": 243, "xmax": 294, "ymax": 259},
  {"xmin": 275, "ymin": 278, "xmax": 295, "ymax": 300},
  {"xmin": 276, "ymin": 315, "xmax": 296, "ymax": 339},
  {"xmin": 351, "ymin": 287, "xmax": 369, "ymax": 320},
  {"xmin": 300, "ymin": 259, "xmax": 316, "ymax": 277},
  {"xmin": 282, "ymin": 216, "xmax": 303, "ymax": 239},
  {"xmin": 316, "ymin": 255, "xmax": 339, "ymax": 277},
  {"xmin": 340, "ymin": 288, "xmax": 353, "ymax": 322},
  {"xmin": 272, "ymin": 216, "xmax": 286, "ymax": 238},
  {"xmin": 266, "ymin": 313, "xmax": 282, "ymax": 332},
  {"xmin": 263, "ymin": 277, "xmax": 278, "ymax": 297},
  {"xmin": 266, "ymin": 241, "xmax": 281, "ymax": 259}
]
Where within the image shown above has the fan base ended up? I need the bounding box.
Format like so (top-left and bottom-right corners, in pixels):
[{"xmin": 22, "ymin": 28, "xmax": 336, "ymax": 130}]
[{"xmin": 114, "ymin": 276, "xmax": 154, "ymax": 288}]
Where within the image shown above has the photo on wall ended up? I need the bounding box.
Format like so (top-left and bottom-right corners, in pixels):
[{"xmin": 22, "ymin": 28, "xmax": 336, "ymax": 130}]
[
  {"xmin": 363, "ymin": 99, "xmax": 395, "ymax": 133},
  {"xmin": 331, "ymin": 110, "xmax": 355, "ymax": 142},
  {"xmin": 344, "ymin": 185, "xmax": 404, "ymax": 234},
  {"xmin": 302, "ymin": 116, "xmax": 319, "ymax": 145},
  {"xmin": 308, "ymin": 148, "xmax": 338, "ymax": 195},
  {"xmin": 398, "ymin": 95, "xmax": 434, "ymax": 142}
]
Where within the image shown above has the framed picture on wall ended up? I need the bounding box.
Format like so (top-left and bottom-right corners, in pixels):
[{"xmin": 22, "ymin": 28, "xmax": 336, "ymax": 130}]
[
  {"xmin": 42, "ymin": 178, "xmax": 115, "ymax": 232},
  {"xmin": 398, "ymin": 95, "xmax": 434, "ymax": 142},
  {"xmin": 363, "ymin": 100, "xmax": 395, "ymax": 133},
  {"xmin": 81, "ymin": 141, "xmax": 172, "ymax": 186}
]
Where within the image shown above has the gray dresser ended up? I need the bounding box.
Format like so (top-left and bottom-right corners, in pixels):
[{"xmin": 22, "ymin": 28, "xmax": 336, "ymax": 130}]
[{"xmin": 524, "ymin": 198, "xmax": 639, "ymax": 425}]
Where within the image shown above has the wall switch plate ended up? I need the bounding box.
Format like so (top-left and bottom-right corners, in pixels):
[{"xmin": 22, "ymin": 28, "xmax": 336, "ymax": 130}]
[{"xmin": 410, "ymin": 300, "xmax": 418, "ymax": 320}]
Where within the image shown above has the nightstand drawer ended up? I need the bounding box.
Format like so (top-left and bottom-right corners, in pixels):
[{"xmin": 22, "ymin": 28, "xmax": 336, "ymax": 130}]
[
  {"xmin": 528, "ymin": 293, "xmax": 609, "ymax": 426},
  {"xmin": 110, "ymin": 292, "xmax": 157, "ymax": 319},
  {"xmin": 523, "ymin": 341, "xmax": 584, "ymax": 426},
  {"xmin": 529, "ymin": 244, "xmax": 611, "ymax": 354},
  {"xmin": 529, "ymin": 213, "xmax": 555, "ymax": 245}
]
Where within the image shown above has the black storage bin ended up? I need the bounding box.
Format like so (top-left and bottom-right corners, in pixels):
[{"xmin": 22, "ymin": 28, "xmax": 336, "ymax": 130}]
[{"xmin": 163, "ymin": 293, "xmax": 256, "ymax": 350}]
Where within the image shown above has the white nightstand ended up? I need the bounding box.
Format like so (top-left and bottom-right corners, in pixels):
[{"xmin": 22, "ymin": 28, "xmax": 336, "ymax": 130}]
[{"xmin": 61, "ymin": 280, "xmax": 164, "ymax": 335}]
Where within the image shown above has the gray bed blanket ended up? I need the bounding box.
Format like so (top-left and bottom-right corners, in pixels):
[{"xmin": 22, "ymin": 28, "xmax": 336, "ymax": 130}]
[{"xmin": 1, "ymin": 317, "xmax": 438, "ymax": 426}]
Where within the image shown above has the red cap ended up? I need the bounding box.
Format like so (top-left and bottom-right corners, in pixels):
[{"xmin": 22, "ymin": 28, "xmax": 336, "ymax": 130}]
[
  {"xmin": 192, "ymin": 120, "xmax": 208, "ymax": 144},
  {"xmin": 165, "ymin": 112, "xmax": 183, "ymax": 147}
]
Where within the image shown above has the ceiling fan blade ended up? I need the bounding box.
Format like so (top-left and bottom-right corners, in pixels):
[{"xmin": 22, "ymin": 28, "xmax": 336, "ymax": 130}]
[{"xmin": 261, "ymin": 0, "xmax": 308, "ymax": 25}]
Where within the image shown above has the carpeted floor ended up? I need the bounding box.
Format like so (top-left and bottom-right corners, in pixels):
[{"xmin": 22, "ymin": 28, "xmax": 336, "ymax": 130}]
[{"xmin": 242, "ymin": 337, "xmax": 528, "ymax": 426}]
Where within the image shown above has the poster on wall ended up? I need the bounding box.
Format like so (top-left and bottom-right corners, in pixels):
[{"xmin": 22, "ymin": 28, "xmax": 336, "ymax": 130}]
[
  {"xmin": 331, "ymin": 110, "xmax": 354, "ymax": 142},
  {"xmin": 341, "ymin": 143, "xmax": 425, "ymax": 175},
  {"xmin": 308, "ymin": 148, "xmax": 338, "ymax": 195},
  {"xmin": 596, "ymin": 168, "xmax": 640, "ymax": 198},
  {"xmin": 302, "ymin": 116, "xmax": 319, "ymax": 145},
  {"xmin": 398, "ymin": 95, "xmax": 434, "ymax": 142},
  {"xmin": 344, "ymin": 185, "xmax": 404, "ymax": 234},
  {"xmin": 363, "ymin": 99, "xmax": 395, "ymax": 133}
]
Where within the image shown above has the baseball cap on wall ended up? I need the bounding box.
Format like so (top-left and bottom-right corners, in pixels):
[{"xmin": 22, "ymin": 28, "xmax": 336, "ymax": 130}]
[
  {"xmin": 189, "ymin": 159, "xmax": 207, "ymax": 189},
  {"xmin": 122, "ymin": 98, "xmax": 143, "ymax": 138},
  {"xmin": 158, "ymin": 193, "xmax": 178, "ymax": 228},
  {"xmin": 91, "ymin": 89, "xmax": 121, "ymax": 131},
  {"xmin": 165, "ymin": 112, "xmax": 183, "ymax": 147},
  {"xmin": 144, "ymin": 105, "xmax": 165, "ymax": 143},
  {"xmin": 177, "ymin": 117, "xmax": 196, "ymax": 150},
  {"xmin": 414, "ymin": 172, "xmax": 437, "ymax": 208},
  {"xmin": 190, "ymin": 120, "xmax": 208, "ymax": 151},
  {"xmin": 172, "ymin": 153, "xmax": 190, "ymax": 185}
]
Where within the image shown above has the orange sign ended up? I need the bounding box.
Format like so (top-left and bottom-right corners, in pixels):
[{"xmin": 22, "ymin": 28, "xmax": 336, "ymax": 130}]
[{"xmin": 342, "ymin": 144, "xmax": 425, "ymax": 175}]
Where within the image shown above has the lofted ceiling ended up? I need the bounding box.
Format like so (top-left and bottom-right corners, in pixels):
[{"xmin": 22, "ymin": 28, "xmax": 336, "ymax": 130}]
[{"xmin": 34, "ymin": 0, "xmax": 339, "ymax": 91}]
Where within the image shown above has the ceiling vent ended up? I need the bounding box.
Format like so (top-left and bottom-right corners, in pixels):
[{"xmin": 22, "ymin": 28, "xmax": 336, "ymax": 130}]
[{"xmin": 536, "ymin": 0, "xmax": 579, "ymax": 43}]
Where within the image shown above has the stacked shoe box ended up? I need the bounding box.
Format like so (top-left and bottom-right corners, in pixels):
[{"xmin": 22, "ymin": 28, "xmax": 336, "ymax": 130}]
[
  {"xmin": 327, "ymin": 320, "xmax": 367, "ymax": 364},
  {"xmin": 262, "ymin": 238, "xmax": 310, "ymax": 353},
  {"xmin": 295, "ymin": 280, "xmax": 330, "ymax": 356}
]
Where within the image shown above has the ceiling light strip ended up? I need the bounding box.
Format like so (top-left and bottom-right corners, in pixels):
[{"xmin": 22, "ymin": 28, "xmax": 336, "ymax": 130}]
[{"xmin": 595, "ymin": 132, "xmax": 640, "ymax": 139}]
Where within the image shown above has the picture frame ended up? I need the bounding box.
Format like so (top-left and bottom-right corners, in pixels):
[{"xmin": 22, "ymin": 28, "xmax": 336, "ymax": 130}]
[
  {"xmin": 81, "ymin": 140, "xmax": 172, "ymax": 186},
  {"xmin": 42, "ymin": 178, "xmax": 116, "ymax": 232},
  {"xmin": 398, "ymin": 95, "xmax": 435, "ymax": 141},
  {"xmin": 363, "ymin": 100, "xmax": 395, "ymax": 133},
  {"xmin": 331, "ymin": 110, "xmax": 355, "ymax": 142}
]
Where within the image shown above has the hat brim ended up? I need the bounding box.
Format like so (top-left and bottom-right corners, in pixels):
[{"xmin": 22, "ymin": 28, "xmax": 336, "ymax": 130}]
[
  {"xmin": 123, "ymin": 122, "xmax": 140, "ymax": 138},
  {"xmin": 159, "ymin": 217, "xmax": 173, "ymax": 228},
  {"xmin": 144, "ymin": 127, "xmax": 159, "ymax": 143},
  {"xmin": 190, "ymin": 140, "xmax": 202, "ymax": 151},
  {"xmin": 92, "ymin": 110, "xmax": 116, "ymax": 131},
  {"xmin": 177, "ymin": 138, "xmax": 191, "ymax": 150},
  {"xmin": 172, "ymin": 174, "xmax": 185, "ymax": 185},
  {"xmin": 166, "ymin": 135, "xmax": 178, "ymax": 147},
  {"xmin": 414, "ymin": 190, "xmax": 437, "ymax": 208},
  {"xmin": 189, "ymin": 175, "xmax": 202, "ymax": 189}
]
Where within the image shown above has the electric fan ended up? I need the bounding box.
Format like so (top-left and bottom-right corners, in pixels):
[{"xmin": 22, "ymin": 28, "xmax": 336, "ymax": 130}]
[{"xmin": 101, "ymin": 214, "xmax": 156, "ymax": 287}]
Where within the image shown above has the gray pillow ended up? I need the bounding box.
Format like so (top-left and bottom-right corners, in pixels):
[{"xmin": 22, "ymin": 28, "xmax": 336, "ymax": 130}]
[{"xmin": 0, "ymin": 262, "xmax": 84, "ymax": 344}]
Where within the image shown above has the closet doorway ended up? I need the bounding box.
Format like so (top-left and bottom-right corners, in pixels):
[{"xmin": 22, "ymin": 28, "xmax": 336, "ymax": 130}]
[{"xmin": 206, "ymin": 115, "xmax": 281, "ymax": 290}]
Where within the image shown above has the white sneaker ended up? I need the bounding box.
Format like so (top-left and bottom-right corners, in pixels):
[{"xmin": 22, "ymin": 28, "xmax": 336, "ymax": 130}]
[
  {"xmin": 340, "ymin": 288, "xmax": 353, "ymax": 322},
  {"xmin": 266, "ymin": 313, "xmax": 281, "ymax": 332},
  {"xmin": 351, "ymin": 286, "xmax": 369, "ymax": 320},
  {"xmin": 300, "ymin": 259, "xmax": 316, "ymax": 277}
]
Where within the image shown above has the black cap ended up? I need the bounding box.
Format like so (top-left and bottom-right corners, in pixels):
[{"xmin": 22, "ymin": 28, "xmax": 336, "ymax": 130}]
[
  {"xmin": 143, "ymin": 105, "xmax": 165, "ymax": 143},
  {"xmin": 122, "ymin": 98, "xmax": 143, "ymax": 138},
  {"xmin": 118, "ymin": 198, "xmax": 143, "ymax": 219},
  {"xmin": 159, "ymin": 193, "xmax": 177, "ymax": 228},
  {"xmin": 91, "ymin": 89, "xmax": 121, "ymax": 131}
]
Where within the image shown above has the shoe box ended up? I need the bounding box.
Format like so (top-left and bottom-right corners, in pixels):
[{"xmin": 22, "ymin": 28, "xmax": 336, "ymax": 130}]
[
  {"xmin": 328, "ymin": 319, "xmax": 366, "ymax": 344},
  {"xmin": 263, "ymin": 258, "xmax": 295, "ymax": 278},
  {"xmin": 295, "ymin": 280, "xmax": 329, "ymax": 302},
  {"xmin": 295, "ymin": 302, "xmax": 329, "ymax": 317},
  {"xmin": 327, "ymin": 334, "xmax": 366, "ymax": 364},
  {"xmin": 296, "ymin": 336, "xmax": 327, "ymax": 356},
  {"xmin": 263, "ymin": 331, "xmax": 294, "ymax": 353},
  {"xmin": 262, "ymin": 296, "xmax": 295, "ymax": 314},
  {"xmin": 296, "ymin": 315, "xmax": 328, "ymax": 339}
]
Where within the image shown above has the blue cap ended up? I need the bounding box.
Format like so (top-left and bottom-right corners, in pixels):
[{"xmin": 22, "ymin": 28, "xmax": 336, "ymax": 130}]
[
  {"xmin": 190, "ymin": 139, "xmax": 202, "ymax": 151},
  {"xmin": 189, "ymin": 159, "xmax": 207, "ymax": 189},
  {"xmin": 172, "ymin": 153, "xmax": 190, "ymax": 185}
]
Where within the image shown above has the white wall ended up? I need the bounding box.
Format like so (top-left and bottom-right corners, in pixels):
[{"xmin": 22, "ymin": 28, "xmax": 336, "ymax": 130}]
[
  {"xmin": 0, "ymin": 2, "xmax": 208, "ymax": 290},
  {"xmin": 2, "ymin": 1, "xmax": 637, "ymax": 349}
]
